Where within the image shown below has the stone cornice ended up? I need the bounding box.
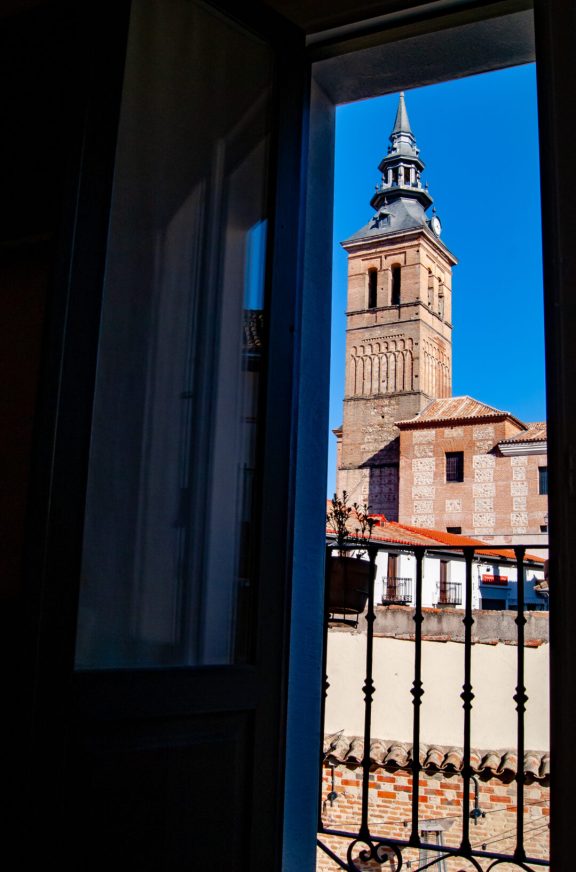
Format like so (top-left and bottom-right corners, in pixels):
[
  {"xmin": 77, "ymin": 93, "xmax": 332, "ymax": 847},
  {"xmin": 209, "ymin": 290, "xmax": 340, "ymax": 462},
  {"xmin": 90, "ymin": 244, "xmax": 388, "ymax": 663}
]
[
  {"xmin": 498, "ymin": 441, "xmax": 547, "ymax": 456},
  {"xmin": 342, "ymin": 224, "xmax": 458, "ymax": 266}
]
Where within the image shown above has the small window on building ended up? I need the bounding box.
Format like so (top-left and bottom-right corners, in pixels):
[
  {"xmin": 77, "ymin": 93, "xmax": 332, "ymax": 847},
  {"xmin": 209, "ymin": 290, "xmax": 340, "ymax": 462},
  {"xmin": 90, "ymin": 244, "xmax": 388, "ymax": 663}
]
[
  {"xmin": 368, "ymin": 269, "xmax": 377, "ymax": 309},
  {"xmin": 539, "ymin": 466, "xmax": 548, "ymax": 495},
  {"xmin": 447, "ymin": 526, "xmax": 462, "ymax": 534},
  {"xmin": 445, "ymin": 451, "xmax": 464, "ymax": 482},
  {"xmin": 391, "ymin": 265, "xmax": 401, "ymax": 305},
  {"xmin": 540, "ymin": 524, "xmax": 548, "ymax": 533},
  {"xmin": 438, "ymin": 292, "xmax": 444, "ymax": 320}
]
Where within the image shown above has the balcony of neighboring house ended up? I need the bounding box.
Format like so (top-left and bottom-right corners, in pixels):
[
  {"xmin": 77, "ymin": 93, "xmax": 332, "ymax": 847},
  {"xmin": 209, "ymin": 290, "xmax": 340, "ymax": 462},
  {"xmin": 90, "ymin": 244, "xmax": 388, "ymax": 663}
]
[
  {"xmin": 436, "ymin": 580, "xmax": 462, "ymax": 606},
  {"xmin": 436, "ymin": 558, "xmax": 462, "ymax": 606},
  {"xmin": 381, "ymin": 577, "xmax": 412, "ymax": 605}
]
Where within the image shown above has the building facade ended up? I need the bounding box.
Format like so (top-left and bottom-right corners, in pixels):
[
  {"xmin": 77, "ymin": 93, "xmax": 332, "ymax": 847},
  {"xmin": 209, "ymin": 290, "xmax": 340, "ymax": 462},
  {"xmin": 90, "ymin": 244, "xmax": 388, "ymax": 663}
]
[{"xmin": 397, "ymin": 400, "xmax": 548, "ymax": 545}]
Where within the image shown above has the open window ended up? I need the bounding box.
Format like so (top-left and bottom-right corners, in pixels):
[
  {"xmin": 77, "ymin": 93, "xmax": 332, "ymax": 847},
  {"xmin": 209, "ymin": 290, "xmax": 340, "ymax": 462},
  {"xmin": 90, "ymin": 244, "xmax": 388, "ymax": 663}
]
[
  {"xmin": 17, "ymin": 0, "xmax": 575, "ymax": 869},
  {"xmin": 306, "ymin": 5, "xmax": 556, "ymax": 870}
]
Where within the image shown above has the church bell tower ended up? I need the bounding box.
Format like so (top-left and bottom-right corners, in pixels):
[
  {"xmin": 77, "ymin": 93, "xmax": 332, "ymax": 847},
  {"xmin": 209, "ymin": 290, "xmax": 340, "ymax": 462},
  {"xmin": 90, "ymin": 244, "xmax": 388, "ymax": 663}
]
[{"xmin": 335, "ymin": 93, "xmax": 457, "ymax": 518}]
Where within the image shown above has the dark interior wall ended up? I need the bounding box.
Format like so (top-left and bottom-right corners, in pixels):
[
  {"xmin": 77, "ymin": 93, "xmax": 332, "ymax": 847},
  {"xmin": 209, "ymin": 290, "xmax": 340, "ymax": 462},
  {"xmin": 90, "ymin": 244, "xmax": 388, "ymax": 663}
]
[
  {"xmin": 0, "ymin": 5, "xmax": 84, "ymax": 603},
  {"xmin": 0, "ymin": 4, "xmax": 86, "ymax": 827}
]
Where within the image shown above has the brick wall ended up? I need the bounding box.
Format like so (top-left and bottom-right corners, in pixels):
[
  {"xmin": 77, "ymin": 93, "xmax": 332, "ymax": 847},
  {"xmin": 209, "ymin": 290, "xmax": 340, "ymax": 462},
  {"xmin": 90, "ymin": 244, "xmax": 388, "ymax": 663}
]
[
  {"xmin": 317, "ymin": 763, "xmax": 549, "ymax": 870},
  {"xmin": 336, "ymin": 230, "xmax": 454, "ymax": 517},
  {"xmin": 398, "ymin": 420, "xmax": 548, "ymax": 540}
]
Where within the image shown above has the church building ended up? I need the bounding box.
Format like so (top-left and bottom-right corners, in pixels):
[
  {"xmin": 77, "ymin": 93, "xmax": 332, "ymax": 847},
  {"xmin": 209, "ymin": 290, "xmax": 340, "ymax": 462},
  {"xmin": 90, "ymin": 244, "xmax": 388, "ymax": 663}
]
[{"xmin": 335, "ymin": 93, "xmax": 548, "ymax": 545}]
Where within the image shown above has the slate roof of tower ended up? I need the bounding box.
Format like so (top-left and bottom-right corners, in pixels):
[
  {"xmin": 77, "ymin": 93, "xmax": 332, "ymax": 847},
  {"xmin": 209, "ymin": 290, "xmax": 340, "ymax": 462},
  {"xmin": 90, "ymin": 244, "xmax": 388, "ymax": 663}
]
[
  {"xmin": 395, "ymin": 395, "xmax": 527, "ymax": 430},
  {"xmin": 391, "ymin": 91, "xmax": 413, "ymax": 136},
  {"xmin": 342, "ymin": 198, "xmax": 433, "ymax": 244},
  {"xmin": 499, "ymin": 422, "xmax": 547, "ymax": 444},
  {"xmin": 342, "ymin": 90, "xmax": 450, "ymax": 249}
]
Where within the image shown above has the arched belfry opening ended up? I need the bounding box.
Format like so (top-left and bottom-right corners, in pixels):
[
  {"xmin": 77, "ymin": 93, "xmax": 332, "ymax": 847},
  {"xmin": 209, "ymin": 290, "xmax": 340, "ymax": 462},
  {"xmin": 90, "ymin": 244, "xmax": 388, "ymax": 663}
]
[
  {"xmin": 368, "ymin": 267, "xmax": 377, "ymax": 308},
  {"xmin": 391, "ymin": 264, "xmax": 401, "ymax": 305}
]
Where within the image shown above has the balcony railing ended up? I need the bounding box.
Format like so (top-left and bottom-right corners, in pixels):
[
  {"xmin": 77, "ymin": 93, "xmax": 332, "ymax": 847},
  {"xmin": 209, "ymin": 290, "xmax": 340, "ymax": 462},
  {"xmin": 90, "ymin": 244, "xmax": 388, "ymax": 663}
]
[
  {"xmin": 437, "ymin": 580, "xmax": 462, "ymax": 606},
  {"xmin": 382, "ymin": 576, "xmax": 412, "ymax": 605},
  {"xmin": 318, "ymin": 540, "xmax": 550, "ymax": 871}
]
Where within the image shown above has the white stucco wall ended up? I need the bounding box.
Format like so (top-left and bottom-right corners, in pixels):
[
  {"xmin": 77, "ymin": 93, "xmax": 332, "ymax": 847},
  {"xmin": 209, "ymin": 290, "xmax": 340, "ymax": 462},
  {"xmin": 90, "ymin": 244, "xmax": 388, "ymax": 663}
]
[
  {"xmin": 325, "ymin": 631, "xmax": 549, "ymax": 751},
  {"xmin": 371, "ymin": 550, "xmax": 543, "ymax": 610}
]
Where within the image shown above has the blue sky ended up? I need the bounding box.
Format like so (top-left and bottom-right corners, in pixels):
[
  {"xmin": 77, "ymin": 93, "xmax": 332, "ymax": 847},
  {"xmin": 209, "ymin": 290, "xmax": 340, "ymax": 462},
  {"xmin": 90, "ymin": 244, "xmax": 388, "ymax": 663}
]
[{"xmin": 327, "ymin": 63, "xmax": 544, "ymax": 497}]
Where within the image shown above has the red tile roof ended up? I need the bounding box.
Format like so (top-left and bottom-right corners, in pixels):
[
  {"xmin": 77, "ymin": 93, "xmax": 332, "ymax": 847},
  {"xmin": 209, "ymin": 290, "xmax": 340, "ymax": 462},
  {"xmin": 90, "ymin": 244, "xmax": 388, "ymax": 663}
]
[
  {"xmin": 396, "ymin": 523, "xmax": 545, "ymax": 564},
  {"xmin": 395, "ymin": 395, "xmax": 526, "ymax": 430},
  {"xmin": 499, "ymin": 421, "xmax": 547, "ymax": 444},
  {"xmin": 326, "ymin": 503, "xmax": 545, "ymax": 564},
  {"xmin": 324, "ymin": 733, "xmax": 549, "ymax": 781}
]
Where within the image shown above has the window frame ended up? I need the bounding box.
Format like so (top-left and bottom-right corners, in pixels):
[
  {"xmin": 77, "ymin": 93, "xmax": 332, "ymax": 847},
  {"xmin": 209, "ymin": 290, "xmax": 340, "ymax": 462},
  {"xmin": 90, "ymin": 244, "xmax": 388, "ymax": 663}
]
[
  {"xmin": 539, "ymin": 464, "xmax": 548, "ymax": 495},
  {"xmin": 445, "ymin": 450, "xmax": 464, "ymax": 482},
  {"xmin": 304, "ymin": 5, "xmax": 564, "ymax": 864},
  {"xmin": 302, "ymin": 1, "xmax": 576, "ymax": 867}
]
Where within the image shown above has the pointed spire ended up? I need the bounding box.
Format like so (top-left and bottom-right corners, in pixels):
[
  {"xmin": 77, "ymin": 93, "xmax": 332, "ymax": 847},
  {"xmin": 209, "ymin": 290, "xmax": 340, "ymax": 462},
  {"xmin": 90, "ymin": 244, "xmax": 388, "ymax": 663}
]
[
  {"xmin": 388, "ymin": 91, "xmax": 417, "ymax": 154},
  {"xmin": 370, "ymin": 91, "xmax": 432, "ymax": 215},
  {"xmin": 391, "ymin": 92, "xmax": 413, "ymax": 137}
]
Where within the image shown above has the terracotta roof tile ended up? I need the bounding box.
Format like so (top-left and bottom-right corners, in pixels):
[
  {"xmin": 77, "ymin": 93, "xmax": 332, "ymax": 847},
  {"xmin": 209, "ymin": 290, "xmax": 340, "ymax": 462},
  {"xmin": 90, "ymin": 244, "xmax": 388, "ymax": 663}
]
[
  {"xmin": 387, "ymin": 523, "xmax": 545, "ymax": 565},
  {"xmin": 326, "ymin": 505, "xmax": 545, "ymax": 563},
  {"xmin": 499, "ymin": 421, "xmax": 547, "ymax": 444},
  {"xmin": 396, "ymin": 395, "xmax": 526, "ymax": 430},
  {"xmin": 323, "ymin": 734, "xmax": 549, "ymax": 781}
]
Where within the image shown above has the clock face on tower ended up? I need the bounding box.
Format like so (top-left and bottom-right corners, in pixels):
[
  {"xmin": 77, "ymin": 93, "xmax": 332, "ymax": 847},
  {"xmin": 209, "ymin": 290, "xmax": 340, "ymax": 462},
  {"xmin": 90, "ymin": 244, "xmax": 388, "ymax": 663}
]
[{"xmin": 430, "ymin": 215, "xmax": 442, "ymax": 237}]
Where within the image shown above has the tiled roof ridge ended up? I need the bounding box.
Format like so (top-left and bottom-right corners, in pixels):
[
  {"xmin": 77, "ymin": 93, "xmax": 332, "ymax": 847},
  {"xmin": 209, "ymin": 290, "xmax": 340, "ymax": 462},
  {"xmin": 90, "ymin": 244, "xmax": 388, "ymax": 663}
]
[
  {"xmin": 392, "ymin": 521, "xmax": 485, "ymax": 547},
  {"xmin": 499, "ymin": 421, "xmax": 547, "ymax": 444},
  {"xmin": 389, "ymin": 522, "xmax": 544, "ymax": 563},
  {"xmin": 323, "ymin": 733, "xmax": 549, "ymax": 781},
  {"xmin": 395, "ymin": 395, "xmax": 527, "ymax": 429},
  {"xmin": 326, "ymin": 516, "xmax": 545, "ymax": 563}
]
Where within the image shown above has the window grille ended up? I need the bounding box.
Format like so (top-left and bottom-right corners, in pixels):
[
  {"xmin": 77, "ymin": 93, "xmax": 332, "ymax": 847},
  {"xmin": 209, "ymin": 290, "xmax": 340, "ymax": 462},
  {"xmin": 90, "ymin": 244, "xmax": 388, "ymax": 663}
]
[{"xmin": 446, "ymin": 451, "xmax": 464, "ymax": 482}]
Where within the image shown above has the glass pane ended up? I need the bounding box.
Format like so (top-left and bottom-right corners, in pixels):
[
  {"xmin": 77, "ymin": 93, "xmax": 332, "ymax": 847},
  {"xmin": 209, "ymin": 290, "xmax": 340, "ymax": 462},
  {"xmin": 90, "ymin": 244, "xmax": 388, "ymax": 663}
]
[{"xmin": 75, "ymin": 0, "xmax": 273, "ymax": 668}]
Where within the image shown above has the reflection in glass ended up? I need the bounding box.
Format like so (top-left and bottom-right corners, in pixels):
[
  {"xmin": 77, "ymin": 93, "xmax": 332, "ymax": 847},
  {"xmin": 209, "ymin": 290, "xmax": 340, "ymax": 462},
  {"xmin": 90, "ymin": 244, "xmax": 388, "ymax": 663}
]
[{"xmin": 75, "ymin": 0, "xmax": 273, "ymax": 668}]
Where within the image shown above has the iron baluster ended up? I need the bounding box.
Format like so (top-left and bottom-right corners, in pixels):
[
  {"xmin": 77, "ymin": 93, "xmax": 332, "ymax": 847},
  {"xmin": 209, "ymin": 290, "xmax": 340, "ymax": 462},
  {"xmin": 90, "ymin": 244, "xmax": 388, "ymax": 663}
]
[
  {"xmin": 460, "ymin": 546, "xmax": 475, "ymax": 853},
  {"xmin": 319, "ymin": 545, "xmax": 332, "ymax": 832},
  {"xmin": 410, "ymin": 546, "xmax": 425, "ymax": 847},
  {"xmin": 514, "ymin": 545, "xmax": 528, "ymax": 864},
  {"xmin": 360, "ymin": 545, "xmax": 378, "ymax": 841}
]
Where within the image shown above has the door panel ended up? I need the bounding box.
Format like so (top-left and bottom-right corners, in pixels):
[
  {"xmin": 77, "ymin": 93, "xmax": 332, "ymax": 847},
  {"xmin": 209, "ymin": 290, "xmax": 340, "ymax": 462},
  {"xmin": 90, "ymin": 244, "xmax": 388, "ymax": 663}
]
[
  {"xmin": 27, "ymin": 1, "xmax": 308, "ymax": 868},
  {"xmin": 68, "ymin": 711, "xmax": 252, "ymax": 869}
]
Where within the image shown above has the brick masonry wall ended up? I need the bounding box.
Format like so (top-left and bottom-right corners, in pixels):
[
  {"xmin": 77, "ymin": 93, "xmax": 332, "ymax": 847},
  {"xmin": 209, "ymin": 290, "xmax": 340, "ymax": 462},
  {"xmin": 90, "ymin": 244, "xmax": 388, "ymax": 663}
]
[
  {"xmin": 398, "ymin": 420, "xmax": 548, "ymax": 538},
  {"xmin": 337, "ymin": 231, "xmax": 455, "ymax": 518},
  {"xmin": 317, "ymin": 764, "xmax": 549, "ymax": 870}
]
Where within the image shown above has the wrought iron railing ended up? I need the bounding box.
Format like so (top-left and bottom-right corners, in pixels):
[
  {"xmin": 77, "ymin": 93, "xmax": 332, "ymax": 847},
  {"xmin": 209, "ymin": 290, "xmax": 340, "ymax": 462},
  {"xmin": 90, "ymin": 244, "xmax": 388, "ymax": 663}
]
[
  {"xmin": 437, "ymin": 581, "xmax": 462, "ymax": 606},
  {"xmin": 382, "ymin": 576, "xmax": 413, "ymax": 605},
  {"xmin": 318, "ymin": 541, "xmax": 550, "ymax": 871}
]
